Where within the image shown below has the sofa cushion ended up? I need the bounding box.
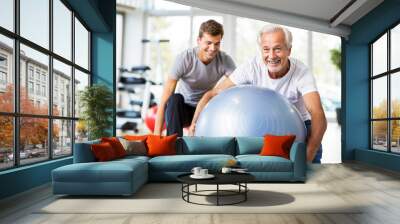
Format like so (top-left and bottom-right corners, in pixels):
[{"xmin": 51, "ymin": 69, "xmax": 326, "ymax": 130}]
[
  {"xmin": 236, "ymin": 155, "xmax": 293, "ymax": 172},
  {"xmin": 148, "ymin": 154, "xmax": 235, "ymax": 172},
  {"xmin": 177, "ymin": 137, "xmax": 236, "ymax": 155},
  {"xmin": 235, "ymin": 137, "xmax": 264, "ymax": 155},
  {"xmin": 52, "ymin": 159, "xmax": 147, "ymax": 183}
]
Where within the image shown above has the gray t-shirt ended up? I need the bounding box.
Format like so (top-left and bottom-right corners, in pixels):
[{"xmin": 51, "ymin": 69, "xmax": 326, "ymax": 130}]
[{"xmin": 170, "ymin": 47, "xmax": 236, "ymax": 106}]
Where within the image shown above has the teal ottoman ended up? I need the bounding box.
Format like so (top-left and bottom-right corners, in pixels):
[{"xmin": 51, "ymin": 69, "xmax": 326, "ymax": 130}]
[{"xmin": 52, "ymin": 157, "xmax": 148, "ymax": 196}]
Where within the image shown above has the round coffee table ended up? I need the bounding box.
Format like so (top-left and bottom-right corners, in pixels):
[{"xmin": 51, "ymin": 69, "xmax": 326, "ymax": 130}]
[{"xmin": 177, "ymin": 172, "xmax": 255, "ymax": 206}]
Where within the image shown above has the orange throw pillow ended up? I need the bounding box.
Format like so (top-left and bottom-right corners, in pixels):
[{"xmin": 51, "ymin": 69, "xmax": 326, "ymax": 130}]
[
  {"xmin": 91, "ymin": 142, "xmax": 117, "ymax": 161},
  {"xmin": 259, "ymin": 135, "xmax": 296, "ymax": 159},
  {"xmin": 124, "ymin": 135, "xmax": 148, "ymax": 141},
  {"xmin": 101, "ymin": 137, "xmax": 127, "ymax": 158},
  {"xmin": 146, "ymin": 134, "xmax": 178, "ymax": 157}
]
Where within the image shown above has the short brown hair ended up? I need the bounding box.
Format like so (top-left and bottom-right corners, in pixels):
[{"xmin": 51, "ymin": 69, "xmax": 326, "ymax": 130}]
[{"xmin": 198, "ymin": 20, "xmax": 224, "ymax": 38}]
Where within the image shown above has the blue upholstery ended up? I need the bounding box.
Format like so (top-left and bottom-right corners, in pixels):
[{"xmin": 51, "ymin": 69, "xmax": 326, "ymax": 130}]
[
  {"xmin": 52, "ymin": 136, "xmax": 306, "ymax": 196},
  {"xmin": 235, "ymin": 137, "xmax": 264, "ymax": 155},
  {"xmin": 73, "ymin": 140, "xmax": 100, "ymax": 163},
  {"xmin": 52, "ymin": 158, "xmax": 148, "ymax": 195},
  {"xmin": 148, "ymin": 154, "xmax": 235, "ymax": 181},
  {"xmin": 290, "ymin": 142, "xmax": 307, "ymax": 181},
  {"xmin": 177, "ymin": 137, "xmax": 236, "ymax": 155},
  {"xmin": 236, "ymin": 155, "xmax": 293, "ymax": 172}
]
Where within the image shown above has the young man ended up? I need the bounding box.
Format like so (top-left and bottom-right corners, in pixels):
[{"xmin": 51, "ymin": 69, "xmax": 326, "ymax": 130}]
[
  {"xmin": 153, "ymin": 20, "xmax": 236, "ymax": 137},
  {"xmin": 189, "ymin": 24, "xmax": 327, "ymax": 163}
]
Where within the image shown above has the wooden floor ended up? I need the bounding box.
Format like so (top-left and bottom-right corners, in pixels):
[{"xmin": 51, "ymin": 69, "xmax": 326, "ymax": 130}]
[{"xmin": 1, "ymin": 162, "xmax": 400, "ymax": 224}]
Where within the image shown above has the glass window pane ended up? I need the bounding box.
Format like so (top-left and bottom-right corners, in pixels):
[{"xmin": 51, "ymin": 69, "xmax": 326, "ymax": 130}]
[
  {"xmin": 75, "ymin": 120, "xmax": 88, "ymax": 143},
  {"xmin": 75, "ymin": 18, "xmax": 89, "ymax": 70},
  {"xmin": 0, "ymin": 34, "xmax": 14, "ymax": 112},
  {"xmin": 391, "ymin": 24, "xmax": 400, "ymax": 70},
  {"xmin": 0, "ymin": 116, "xmax": 14, "ymax": 170},
  {"xmin": 147, "ymin": 16, "xmax": 190, "ymax": 83},
  {"xmin": 391, "ymin": 72, "xmax": 400, "ymax": 118},
  {"xmin": 53, "ymin": 119, "xmax": 72, "ymax": 158},
  {"xmin": 391, "ymin": 120, "xmax": 400, "ymax": 153},
  {"xmin": 372, "ymin": 77, "xmax": 387, "ymax": 119},
  {"xmin": 236, "ymin": 17, "xmax": 266, "ymax": 65},
  {"xmin": 53, "ymin": 0, "xmax": 72, "ymax": 60},
  {"xmin": 372, "ymin": 121, "xmax": 388, "ymax": 151},
  {"xmin": 74, "ymin": 69, "xmax": 89, "ymax": 118},
  {"xmin": 20, "ymin": 0, "xmax": 49, "ymax": 49},
  {"xmin": 53, "ymin": 59, "xmax": 72, "ymax": 117},
  {"xmin": 20, "ymin": 44, "xmax": 49, "ymax": 115},
  {"xmin": 151, "ymin": 0, "xmax": 190, "ymax": 10},
  {"xmin": 20, "ymin": 117, "xmax": 49, "ymax": 165},
  {"xmin": 0, "ymin": 0, "xmax": 14, "ymax": 31},
  {"xmin": 372, "ymin": 34, "xmax": 387, "ymax": 76}
]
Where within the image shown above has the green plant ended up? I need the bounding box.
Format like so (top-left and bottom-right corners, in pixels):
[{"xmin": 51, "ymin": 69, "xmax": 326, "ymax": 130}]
[
  {"xmin": 330, "ymin": 48, "xmax": 341, "ymax": 71},
  {"xmin": 79, "ymin": 84, "xmax": 113, "ymax": 140}
]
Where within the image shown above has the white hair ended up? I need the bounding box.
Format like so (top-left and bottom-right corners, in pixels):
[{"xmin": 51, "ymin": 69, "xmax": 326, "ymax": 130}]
[{"xmin": 257, "ymin": 24, "xmax": 292, "ymax": 49}]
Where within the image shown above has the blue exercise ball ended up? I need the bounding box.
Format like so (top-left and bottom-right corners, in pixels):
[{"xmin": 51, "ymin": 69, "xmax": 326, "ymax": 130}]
[{"xmin": 195, "ymin": 86, "xmax": 307, "ymax": 142}]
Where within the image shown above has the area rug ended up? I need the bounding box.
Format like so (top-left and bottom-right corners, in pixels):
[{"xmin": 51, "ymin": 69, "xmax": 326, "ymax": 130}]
[{"xmin": 37, "ymin": 183, "xmax": 361, "ymax": 214}]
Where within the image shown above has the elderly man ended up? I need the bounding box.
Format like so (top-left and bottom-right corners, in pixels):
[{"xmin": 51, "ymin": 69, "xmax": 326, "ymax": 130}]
[
  {"xmin": 154, "ymin": 19, "xmax": 236, "ymax": 137},
  {"xmin": 189, "ymin": 24, "xmax": 327, "ymax": 163}
]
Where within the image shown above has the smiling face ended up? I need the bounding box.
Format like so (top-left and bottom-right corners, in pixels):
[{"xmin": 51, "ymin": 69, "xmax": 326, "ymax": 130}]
[
  {"xmin": 197, "ymin": 32, "xmax": 222, "ymax": 64},
  {"xmin": 260, "ymin": 30, "xmax": 291, "ymax": 78}
]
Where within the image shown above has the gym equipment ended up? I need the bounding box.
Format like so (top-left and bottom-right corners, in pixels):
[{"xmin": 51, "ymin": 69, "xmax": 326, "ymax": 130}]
[
  {"xmin": 194, "ymin": 86, "xmax": 307, "ymax": 141},
  {"xmin": 117, "ymin": 66, "xmax": 155, "ymax": 132}
]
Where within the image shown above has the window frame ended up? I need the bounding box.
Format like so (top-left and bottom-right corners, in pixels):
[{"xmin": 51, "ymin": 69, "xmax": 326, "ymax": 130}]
[
  {"xmin": 0, "ymin": 0, "xmax": 92, "ymax": 171},
  {"xmin": 370, "ymin": 21, "xmax": 400, "ymax": 154}
]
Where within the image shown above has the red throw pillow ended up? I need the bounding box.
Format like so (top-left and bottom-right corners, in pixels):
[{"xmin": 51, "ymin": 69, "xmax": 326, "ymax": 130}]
[
  {"xmin": 259, "ymin": 135, "xmax": 296, "ymax": 159},
  {"xmin": 91, "ymin": 142, "xmax": 117, "ymax": 161},
  {"xmin": 146, "ymin": 134, "xmax": 177, "ymax": 157},
  {"xmin": 101, "ymin": 137, "xmax": 127, "ymax": 158}
]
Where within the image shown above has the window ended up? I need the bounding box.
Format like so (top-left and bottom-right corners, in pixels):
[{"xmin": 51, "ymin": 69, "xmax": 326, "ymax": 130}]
[
  {"xmin": 35, "ymin": 84, "xmax": 40, "ymax": 95},
  {"xmin": 0, "ymin": 34, "xmax": 13, "ymax": 113},
  {"xmin": 53, "ymin": 59, "xmax": 72, "ymax": 116},
  {"xmin": 370, "ymin": 23, "xmax": 400, "ymax": 154},
  {"xmin": 146, "ymin": 16, "xmax": 190, "ymax": 83},
  {"xmin": 0, "ymin": 54, "xmax": 8, "ymax": 90},
  {"xmin": 20, "ymin": 0, "xmax": 49, "ymax": 49},
  {"xmin": 0, "ymin": 71, "xmax": 6, "ymax": 85},
  {"xmin": 35, "ymin": 70, "xmax": 41, "ymax": 81},
  {"xmin": 74, "ymin": 69, "xmax": 89, "ymax": 142},
  {"xmin": 28, "ymin": 67, "xmax": 34, "ymax": 80},
  {"xmin": 0, "ymin": 0, "xmax": 14, "ymax": 32},
  {"xmin": 42, "ymin": 85, "xmax": 46, "ymax": 97},
  {"xmin": 75, "ymin": 18, "xmax": 89, "ymax": 70},
  {"xmin": 53, "ymin": 119, "xmax": 72, "ymax": 158},
  {"xmin": 0, "ymin": 116, "xmax": 13, "ymax": 170},
  {"xmin": 53, "ymin": 0, "xmax": 72, "ymax": 60},
  {"xmin": 0, "ymin": 1, "xmax": 91, "ymax": 170},
  {"xmin": 0, "ymin": 54, "xmax": 7, "ymax": 67},
  {"xmin": 28, "ymin": 81, "xmax": 34, "ymax": 94}
]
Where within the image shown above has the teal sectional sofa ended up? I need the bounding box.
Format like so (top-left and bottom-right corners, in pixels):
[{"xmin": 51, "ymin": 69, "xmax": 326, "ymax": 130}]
[{"xmin": 52, "ymin": 137, "xmax": 306, "ymax": 196}]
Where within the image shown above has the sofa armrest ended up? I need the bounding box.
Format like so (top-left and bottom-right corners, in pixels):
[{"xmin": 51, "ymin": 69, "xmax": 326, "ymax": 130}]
[
  {"xmin": 289, "ymin": 141, "xmax": 306, "ymax": 181},
  {"xmin": 73, "ymin": 140, "xmax": 100, "ymax": 163}
]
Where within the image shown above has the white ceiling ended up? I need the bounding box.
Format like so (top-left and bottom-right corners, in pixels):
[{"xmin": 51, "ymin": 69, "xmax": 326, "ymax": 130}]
[{"xmin": 168, "ymin": 0, "xmax": 384, "ymax": 37}]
